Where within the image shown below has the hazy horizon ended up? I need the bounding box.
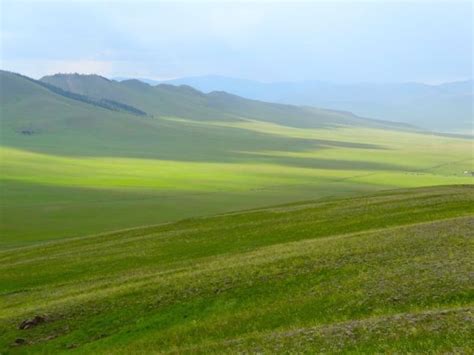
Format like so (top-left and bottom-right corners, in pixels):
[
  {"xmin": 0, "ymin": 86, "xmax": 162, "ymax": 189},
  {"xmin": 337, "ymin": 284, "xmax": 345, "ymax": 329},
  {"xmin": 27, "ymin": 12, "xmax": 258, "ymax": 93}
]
[
  {"xmin": 7, "ymin": 70, "xmax": 473, "ymax": 86},
  {"xmin": 112, "ymin": 73, "xmax": 474, "ymax": 86}
]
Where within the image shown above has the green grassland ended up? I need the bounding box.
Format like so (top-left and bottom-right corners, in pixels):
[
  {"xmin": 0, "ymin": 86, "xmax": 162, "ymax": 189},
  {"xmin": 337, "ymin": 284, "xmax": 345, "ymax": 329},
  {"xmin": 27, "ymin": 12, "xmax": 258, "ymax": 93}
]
[
  {"xmin": 1, "ymin": 121, "xmax": 472, "ymax": 247},
  {"xmin": 1, "ymin": 71, "xmax": 473, "ymax": 247},
  {"xmin": 1, "ymin": 71, "xmax": 473, "ymax": 353},
  {"xmin": 1, "ymin": 185, "xmax": 473, "ymax": 353}
]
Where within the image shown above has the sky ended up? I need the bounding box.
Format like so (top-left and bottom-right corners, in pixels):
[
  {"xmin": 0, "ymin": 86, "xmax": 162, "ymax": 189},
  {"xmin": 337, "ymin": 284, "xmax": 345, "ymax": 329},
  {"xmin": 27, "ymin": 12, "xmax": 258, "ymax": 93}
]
[{"xmin": 0, "ymin": 0, "xmax": 472, "ymax": 83}]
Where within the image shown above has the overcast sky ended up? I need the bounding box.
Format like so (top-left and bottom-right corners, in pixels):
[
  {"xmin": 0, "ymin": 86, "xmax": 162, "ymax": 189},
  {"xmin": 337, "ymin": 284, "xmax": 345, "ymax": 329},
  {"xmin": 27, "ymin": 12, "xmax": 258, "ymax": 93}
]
[{"xmin": 1, "ymin": 0, "xmax": 472, "ymax": 83}]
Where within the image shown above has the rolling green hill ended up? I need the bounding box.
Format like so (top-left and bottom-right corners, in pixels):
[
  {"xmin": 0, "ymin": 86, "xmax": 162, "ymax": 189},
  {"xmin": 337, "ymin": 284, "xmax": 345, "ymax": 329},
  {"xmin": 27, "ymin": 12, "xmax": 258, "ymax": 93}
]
[
  {"xmin": 1, "ymin": 186, "xmax": 473, "ymax": 353},
  {"xmin": 1, "ymin": 70, "xmax": 473, "ymax": 247},
  {"xmin": 40, "ymin": 73, "xmax": 414, "ymax": 130}
]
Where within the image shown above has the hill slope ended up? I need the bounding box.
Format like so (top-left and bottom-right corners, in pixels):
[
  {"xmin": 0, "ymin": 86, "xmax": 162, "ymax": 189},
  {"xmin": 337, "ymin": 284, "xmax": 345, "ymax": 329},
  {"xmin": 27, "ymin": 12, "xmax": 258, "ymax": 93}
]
[
  {"xmin": 1, "ymin": 185, "xmax": 473, "ymax": 352},
  {"xmin": 2, "ymin": 70, "xmax": 329, "ymax": 159}
]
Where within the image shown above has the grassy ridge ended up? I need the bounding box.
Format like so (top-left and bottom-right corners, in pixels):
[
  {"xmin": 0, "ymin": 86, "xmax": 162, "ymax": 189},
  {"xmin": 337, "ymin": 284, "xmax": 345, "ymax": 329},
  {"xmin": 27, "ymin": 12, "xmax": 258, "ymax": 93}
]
[{"xmin": 1, "ymin": 185, "xmax": 473, "ymax": 353}]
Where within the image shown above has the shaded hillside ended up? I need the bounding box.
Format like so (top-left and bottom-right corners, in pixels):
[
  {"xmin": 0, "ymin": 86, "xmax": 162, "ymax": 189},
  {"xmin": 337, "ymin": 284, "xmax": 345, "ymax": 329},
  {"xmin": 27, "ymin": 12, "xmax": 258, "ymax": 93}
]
[
  {"xmin": 1, "ymin": 186, "xmax": 473, "ymax": 352},
  {"xmin": 1, "ymin": 71, "xmax": 147, "ymax": 117}
]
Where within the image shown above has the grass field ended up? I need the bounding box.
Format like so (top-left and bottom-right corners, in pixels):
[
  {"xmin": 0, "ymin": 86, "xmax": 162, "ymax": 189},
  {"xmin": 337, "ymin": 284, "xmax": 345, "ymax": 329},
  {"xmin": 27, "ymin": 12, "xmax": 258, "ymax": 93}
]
[
  {"xmin": 1, "ymin": 185, "xmax": 473, "ymax": 353},
  {"xmin": 1, "ymin": 120, "xmax": 472, "ymax": 248}
]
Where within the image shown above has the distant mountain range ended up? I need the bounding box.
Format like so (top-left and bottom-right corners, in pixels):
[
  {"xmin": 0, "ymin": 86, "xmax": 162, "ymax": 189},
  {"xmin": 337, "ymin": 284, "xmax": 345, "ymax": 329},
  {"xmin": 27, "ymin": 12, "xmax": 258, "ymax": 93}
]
[{"xmin": 114, "ymin": 75, "xmax": 473, "ymax": 133}]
